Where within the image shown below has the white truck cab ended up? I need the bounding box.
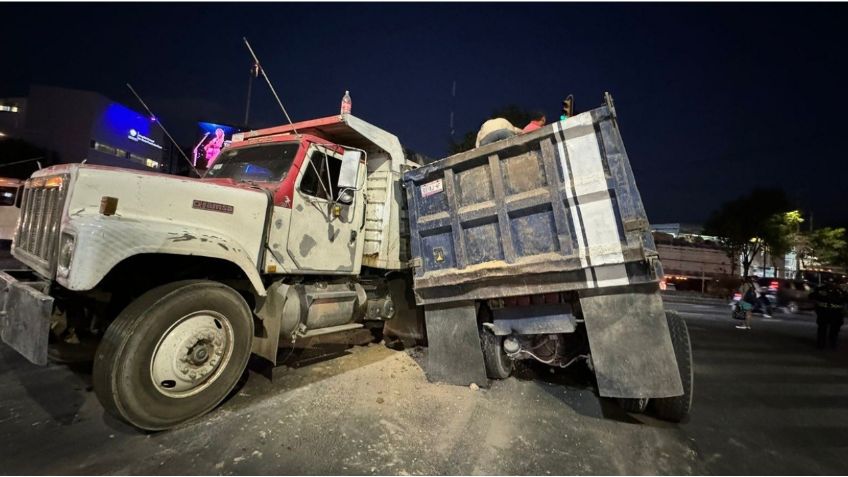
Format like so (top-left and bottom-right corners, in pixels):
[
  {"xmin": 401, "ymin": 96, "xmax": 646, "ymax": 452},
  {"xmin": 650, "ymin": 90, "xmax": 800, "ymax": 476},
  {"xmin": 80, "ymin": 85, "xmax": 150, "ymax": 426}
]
[{"xmin": 0, "ymin": 113, "xmax": 421, "ymax": 430}]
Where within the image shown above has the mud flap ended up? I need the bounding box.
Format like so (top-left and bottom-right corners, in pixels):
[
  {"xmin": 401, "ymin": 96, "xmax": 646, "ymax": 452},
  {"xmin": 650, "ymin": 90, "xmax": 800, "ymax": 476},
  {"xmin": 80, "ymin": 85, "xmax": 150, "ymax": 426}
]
[
  {"xmin": 424, "ymin": 301, "xmax": 488, "ymax": 386},
  {"xmin": 579, "ymin": 289, "xmax": 683, "ymax": 398},
  {"xmin": 0, "ymin": 271, "xmax": 53, "ymax": 366}
]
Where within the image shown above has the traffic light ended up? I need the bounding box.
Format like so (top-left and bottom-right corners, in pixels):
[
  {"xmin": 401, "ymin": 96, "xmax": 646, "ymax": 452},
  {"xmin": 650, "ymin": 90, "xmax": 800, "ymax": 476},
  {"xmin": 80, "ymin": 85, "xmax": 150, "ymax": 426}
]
[{"xmin": 561, "ymin": 94, "xmax": 574, "ymax": 120}]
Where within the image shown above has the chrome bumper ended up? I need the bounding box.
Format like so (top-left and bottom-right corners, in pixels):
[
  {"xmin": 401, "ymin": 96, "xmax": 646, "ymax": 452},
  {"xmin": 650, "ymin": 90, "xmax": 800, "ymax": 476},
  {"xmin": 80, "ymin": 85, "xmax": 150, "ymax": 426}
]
[{"xmin": 0, "ymin": 271, "xmax": 53, "ymax": 365}]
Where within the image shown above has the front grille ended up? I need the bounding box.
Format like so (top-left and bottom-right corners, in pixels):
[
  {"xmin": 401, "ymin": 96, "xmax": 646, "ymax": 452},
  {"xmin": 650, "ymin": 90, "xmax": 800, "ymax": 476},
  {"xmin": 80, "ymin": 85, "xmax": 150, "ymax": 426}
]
[{"xmin": 13, "ymin": 175, "xmax": 69, "ymax": 277}]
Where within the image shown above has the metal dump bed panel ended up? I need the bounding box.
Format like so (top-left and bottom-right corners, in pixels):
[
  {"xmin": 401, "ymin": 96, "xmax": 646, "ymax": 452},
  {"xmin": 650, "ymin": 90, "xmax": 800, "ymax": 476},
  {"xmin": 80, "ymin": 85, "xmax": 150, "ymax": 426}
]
[{"xmin": 404, "ymin": 95, "xmax": 661, "ymax": 305}]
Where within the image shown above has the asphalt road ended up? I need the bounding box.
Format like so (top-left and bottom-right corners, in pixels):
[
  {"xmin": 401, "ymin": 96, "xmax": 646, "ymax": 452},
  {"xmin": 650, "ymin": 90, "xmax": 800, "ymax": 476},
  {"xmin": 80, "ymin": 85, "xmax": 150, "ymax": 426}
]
[{"xmin": 1, "ymin": 299, "xmax": 846, "ymax": 475}]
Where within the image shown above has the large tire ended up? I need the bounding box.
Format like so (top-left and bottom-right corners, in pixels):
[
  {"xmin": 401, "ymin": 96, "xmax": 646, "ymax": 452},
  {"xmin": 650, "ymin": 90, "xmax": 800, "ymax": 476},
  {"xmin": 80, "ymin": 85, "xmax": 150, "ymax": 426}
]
[
  {"xmin": 479, "ymin": 325, "xmax": 514, "ymax": 380},
  {"xmin": 93, "ymin": 280, "xmax": 253, "ymax": 430},
  {"xmin": 618, "ymin": 397, "xmax": 649, "ymax": 413},
  {"xmin": 652, "ymin": 310, "xmax": 693, "ymax": 422}
]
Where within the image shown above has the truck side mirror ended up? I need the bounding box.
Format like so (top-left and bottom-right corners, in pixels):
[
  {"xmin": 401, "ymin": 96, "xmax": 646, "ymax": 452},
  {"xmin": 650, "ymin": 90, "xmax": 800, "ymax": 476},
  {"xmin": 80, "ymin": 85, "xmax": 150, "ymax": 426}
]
[{"xmin": 338, "ymin": 150, "xmax": 361, "ymax": 190}]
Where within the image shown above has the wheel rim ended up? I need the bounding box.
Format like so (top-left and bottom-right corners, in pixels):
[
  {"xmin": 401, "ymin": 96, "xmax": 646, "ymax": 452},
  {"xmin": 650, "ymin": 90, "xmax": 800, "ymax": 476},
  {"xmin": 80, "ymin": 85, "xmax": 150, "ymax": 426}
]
[{"xmin": 150, "ymin": 310, "xmax": 235, "ymax": 398}]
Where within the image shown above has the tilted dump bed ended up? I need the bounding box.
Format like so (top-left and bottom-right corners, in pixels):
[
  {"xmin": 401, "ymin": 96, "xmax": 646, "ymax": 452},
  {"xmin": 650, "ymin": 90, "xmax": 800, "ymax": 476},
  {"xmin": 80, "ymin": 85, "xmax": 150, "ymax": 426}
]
[{"xmin": 404, "ymin": 94, "xmax": 662, "ymax": 305}]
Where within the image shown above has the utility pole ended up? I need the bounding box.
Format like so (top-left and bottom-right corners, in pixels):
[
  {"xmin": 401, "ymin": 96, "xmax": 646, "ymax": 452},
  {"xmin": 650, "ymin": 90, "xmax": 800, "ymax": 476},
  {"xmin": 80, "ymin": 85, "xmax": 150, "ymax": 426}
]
[{"xmin": 244, "ymin": 62, "xmax": 259, "ymax": 126}]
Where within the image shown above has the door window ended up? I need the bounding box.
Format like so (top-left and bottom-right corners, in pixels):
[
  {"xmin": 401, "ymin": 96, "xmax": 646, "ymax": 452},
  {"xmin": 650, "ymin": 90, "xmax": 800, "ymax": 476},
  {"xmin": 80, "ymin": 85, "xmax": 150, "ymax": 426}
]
[{"xmin": 300, "ymin": 148, "xmax": 343, "ymax": 200}]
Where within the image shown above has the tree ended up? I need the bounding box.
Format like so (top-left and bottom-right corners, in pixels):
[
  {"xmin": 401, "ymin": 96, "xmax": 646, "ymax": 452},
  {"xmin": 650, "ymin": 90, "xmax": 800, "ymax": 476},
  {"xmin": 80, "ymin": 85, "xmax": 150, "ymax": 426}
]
[
  {"xmin": 448, "ymin": 105, "xmax": 536, "ymax": 154},
  {"xmin": 800, "ymin": 227, "xmax": 847, "ymax": 268},
  {"xmin": 764, "ymin": 210, "xmax": 804, "ymax": 276},
  {"xmin": 703, "ymin": 188, "xmax": 793, "ymax": 277}
]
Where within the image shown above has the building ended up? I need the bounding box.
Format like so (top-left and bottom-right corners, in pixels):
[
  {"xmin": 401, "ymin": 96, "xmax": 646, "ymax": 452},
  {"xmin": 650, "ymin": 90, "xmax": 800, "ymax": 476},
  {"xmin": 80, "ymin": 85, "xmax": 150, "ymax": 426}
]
[
  {"xmin": 0, "ymin": 97, "xmax": 26, "ymax": 139},
  {"xmin": 746, "ymin": 248, "xmax": 798, "ymax": 279},
  {"xmin": 0, "ymin": 85, "xmax": 165, "ymax": 172},
  {"xmin": 652, "ymin": 222, "xmax": 801, "ymax": 296},
  {"xmin": 652, "ymin": 225, "xmax": 733, "ymax": 293}
]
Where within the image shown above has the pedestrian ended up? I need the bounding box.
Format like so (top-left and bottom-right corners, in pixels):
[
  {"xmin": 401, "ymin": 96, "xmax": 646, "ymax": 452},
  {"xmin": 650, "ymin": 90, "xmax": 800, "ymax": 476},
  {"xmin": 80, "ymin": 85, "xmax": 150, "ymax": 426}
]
[
  {"xmin": 736, "ymin": 276, "xmax": 757, "ymax": 330},
  {"xmin": 751, "ymin": 275, "xmax": 772, "ymax": 318},
  {"xmin": 809, "ymin": 278, "xmax": 847, "ymax": 349},
  {"xmin": 523, "ymin": 111, "xmax": 547, "ymax": 132},
  {"xmin": 475, "ymin": 118, "xmax": 524, "ymax": 148}
]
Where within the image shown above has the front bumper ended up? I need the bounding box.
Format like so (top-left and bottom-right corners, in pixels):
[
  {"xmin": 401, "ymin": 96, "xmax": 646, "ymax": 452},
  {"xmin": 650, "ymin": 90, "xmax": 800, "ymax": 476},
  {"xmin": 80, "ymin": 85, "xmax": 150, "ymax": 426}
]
[{"xmin": 0, "ymin": 271, "xmax": 53, "ymax": 365}]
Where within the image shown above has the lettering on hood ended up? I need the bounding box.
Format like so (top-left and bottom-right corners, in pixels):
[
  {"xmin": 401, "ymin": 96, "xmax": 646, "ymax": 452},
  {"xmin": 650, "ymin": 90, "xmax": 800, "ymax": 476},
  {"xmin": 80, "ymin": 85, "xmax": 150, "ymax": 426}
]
[{"xmin": 192, "ymin": 200, "xmax": 234, "ymax": 214}]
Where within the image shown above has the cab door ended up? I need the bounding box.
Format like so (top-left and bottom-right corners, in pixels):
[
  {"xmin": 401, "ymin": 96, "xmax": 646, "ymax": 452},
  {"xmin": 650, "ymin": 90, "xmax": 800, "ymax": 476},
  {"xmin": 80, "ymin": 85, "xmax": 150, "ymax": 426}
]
[{"xmin": 286, "ymin": 144, "xmax": 364, "ymax": 274}]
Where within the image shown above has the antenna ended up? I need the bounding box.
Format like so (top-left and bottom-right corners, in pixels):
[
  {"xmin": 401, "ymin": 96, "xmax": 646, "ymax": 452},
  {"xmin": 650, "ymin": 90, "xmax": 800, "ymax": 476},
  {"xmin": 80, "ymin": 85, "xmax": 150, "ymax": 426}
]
[
  {"xmin": 192, "ymin": 132, "xmax": 210, "ymax": 167},
  {"xmin": 244, "ymin": 64, "xmax": 255, "ymax": 126},
  {"xmin": 242, "ymin": 37, "xmax": 300, "ymax": 137},
  {"xmin": 126, "ymin": 83, "xmax": 200, "ymax": 177},
  {"xmin": 449, "ymin": 80, "xmax": 456, "ymax": 137},
  {"xmin": 0, "ymin": 156, "xmax": 43, "ymax": 169}
]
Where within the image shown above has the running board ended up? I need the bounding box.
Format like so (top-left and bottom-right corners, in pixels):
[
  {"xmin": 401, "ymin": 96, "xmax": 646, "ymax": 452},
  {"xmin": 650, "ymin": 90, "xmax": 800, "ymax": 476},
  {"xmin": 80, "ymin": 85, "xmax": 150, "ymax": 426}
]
[{"xmin": 298, "ymin": 323, "xmax": 364, "ymax": 338}]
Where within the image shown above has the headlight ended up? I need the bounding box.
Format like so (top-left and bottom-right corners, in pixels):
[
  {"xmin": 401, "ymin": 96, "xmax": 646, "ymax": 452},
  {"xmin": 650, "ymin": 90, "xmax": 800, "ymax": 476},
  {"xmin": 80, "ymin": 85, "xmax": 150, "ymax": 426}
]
[{"xmin": 57, "ymin": 233, "xmax": 75, "ymax": 278}]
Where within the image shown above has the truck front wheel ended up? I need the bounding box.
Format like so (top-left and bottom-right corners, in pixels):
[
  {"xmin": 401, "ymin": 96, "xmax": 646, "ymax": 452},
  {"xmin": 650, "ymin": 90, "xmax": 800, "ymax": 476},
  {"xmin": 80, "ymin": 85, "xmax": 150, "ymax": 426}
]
[{"xmin": 93, "ymin": 280, "xmax": 253, "ymax": 431}]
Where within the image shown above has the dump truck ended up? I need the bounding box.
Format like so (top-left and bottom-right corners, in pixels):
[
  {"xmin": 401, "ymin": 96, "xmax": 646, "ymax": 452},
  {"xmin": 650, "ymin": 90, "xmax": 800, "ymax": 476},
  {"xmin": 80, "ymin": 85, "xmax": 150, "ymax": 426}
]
[
  {"xmin": 0, "ymin": 114, "xmax": 424, "ymax": 430},
  {"xmin": 403, "ymin": 93, "xmax": 692, "ymax": 421},
  {"xmin": 0, "ymin": 93, "xmax": 692, "ymax": 429}
]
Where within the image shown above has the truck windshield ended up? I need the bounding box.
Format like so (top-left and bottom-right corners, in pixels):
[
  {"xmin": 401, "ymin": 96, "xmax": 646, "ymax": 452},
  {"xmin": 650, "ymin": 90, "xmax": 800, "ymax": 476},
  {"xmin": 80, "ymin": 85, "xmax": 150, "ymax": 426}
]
[{"xmin": 205, "ymin": 143, "xmax": 300, "ymax": 183}]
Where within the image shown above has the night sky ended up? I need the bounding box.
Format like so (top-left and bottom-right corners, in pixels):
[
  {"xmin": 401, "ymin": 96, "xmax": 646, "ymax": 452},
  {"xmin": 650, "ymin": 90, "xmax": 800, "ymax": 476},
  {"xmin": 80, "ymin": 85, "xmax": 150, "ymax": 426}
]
[{"xmin": 2, "ymin": 3, "xmax": 846, "ymax": 226}]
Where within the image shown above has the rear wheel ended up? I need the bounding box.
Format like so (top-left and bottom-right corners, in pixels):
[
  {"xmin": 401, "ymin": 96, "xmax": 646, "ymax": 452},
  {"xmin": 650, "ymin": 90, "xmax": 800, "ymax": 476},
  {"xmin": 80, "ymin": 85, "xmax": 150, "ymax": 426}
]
[
  {"xmin": 479, "ymin": 326, "xmax": 513, "ymax": 379},
  {"xmin": 478, "ymin": 307, "xmax": 513, "ymax": 379},
  {"xmin": 618, "ymin": 397, "xmax": 649, "ymax": 413},
  {"xmin": 651, "ymin": 311, "xmax": 693, "ymax": 422},
  {"xmin": 93, "ymin": 280, "xmax": 253, "ymax": 430}
]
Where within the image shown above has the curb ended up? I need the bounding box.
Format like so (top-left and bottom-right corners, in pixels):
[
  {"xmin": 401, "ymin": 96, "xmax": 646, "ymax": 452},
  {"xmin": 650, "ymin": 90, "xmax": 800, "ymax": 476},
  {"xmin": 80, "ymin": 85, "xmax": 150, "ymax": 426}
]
[{"xmin": 661, "ymin": 293, "xmax": 728, "ymax": 307}]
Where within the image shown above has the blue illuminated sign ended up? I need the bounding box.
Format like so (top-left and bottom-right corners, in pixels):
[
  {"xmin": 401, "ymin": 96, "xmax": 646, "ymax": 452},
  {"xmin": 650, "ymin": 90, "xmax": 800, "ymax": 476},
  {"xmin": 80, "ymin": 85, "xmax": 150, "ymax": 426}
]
[
  {"xmin": 127, "ymin": 128, "xmax": 162, "ymax": 149},
  {"xmin": 101, "ymin": 103, "xmax": 162, "ymax": 150}
]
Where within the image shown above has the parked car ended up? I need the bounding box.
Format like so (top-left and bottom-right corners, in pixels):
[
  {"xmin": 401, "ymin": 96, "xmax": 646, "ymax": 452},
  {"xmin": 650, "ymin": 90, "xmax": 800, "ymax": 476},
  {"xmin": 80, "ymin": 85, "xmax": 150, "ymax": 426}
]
[
  {"xmin": 0, "ymin": 177, "xmax": 22, "ymax": 247},
  {"xmin": 794, "ymin": 270, "xmax": 848, "ymax": 288}
]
